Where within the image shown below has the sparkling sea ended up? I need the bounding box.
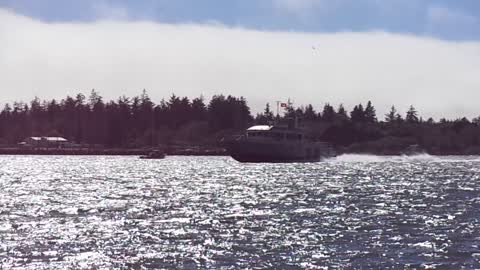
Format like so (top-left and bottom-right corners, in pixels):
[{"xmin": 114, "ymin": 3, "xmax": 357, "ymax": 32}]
[{"xmin": 1, "ymin": 155, "xmax": 480, "ymax": 269}]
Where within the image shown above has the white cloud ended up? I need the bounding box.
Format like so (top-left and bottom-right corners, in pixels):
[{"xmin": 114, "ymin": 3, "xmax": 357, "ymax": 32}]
[{"xmin": 1, "ymin": 9, "xmax": 480, "ymax": 119}]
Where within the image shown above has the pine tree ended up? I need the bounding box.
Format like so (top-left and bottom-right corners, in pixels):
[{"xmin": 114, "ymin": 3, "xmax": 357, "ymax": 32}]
[
  {"xmin": 472, "ymin": 116, "xmax": 480, "ymax": 125},
  {"xmin": 350, "ymin": 104, "xmax": 365, "ymax": 123},
  {"xmin": 304, "ymin": 104, "xmax": 316, "ymax": 121},
  {"xmin": 322, "ymin": 103, "xmax": 335, "ymax": 122},
  {"xmin": 364, "ymin": 101, "xmax": 377, "ymax": 123},
  {"xmin": 395, "ymin": 113, "xmax": 404, "ymax": 122},
  {"xmin": 406, "ymin": 105, "xmax": 419, "ymax": 123},
  {"xmin": 264, "ymin": 103, "xmax": 274, "ymax": 121},
  {"xmin": 337, "ymin": 104, "xmax": 347, "ymax": 117},
  {"xmin": 191, "ymin": 96, "xmax": 207, "ymax": 121},
  {"xmin": 385, "ymin": 106, "xmax": 397, "ymax": 123}
]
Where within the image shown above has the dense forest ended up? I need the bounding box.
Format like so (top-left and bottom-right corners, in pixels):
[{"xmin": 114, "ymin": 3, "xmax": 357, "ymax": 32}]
[
  {"xmin": 0, "ymin": 90, "xmax": 252, "ymax": 148},
  {"xmin": 1, "ymin": 90, "xmax": 480, "ymax": 155}
]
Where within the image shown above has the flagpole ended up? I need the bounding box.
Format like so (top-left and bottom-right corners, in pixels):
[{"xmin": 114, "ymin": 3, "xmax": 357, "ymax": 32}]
[{"xmin": 276, "ymin": 101, "xmax": 280, "ymax": 117}]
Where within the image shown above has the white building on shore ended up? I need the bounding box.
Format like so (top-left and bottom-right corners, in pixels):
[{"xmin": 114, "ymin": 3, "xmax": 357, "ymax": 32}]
[{"xmin": 20, "ymin": 137, "xmax": 70, "ymax": 148}]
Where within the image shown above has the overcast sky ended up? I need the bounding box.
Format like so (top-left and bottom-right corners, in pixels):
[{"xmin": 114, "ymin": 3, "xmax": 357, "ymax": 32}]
[{"xmin": 1, "ymin": 0, "xmax": 480, "ymax": 119}]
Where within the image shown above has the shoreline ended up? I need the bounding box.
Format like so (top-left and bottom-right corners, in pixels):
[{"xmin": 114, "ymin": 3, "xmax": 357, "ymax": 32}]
[
  {"xmin": 0, "ymin": 147, "xmax": 228, "ymax": 156},
  {"xmin": 0, "ymin": 148, "xmax": 476, "ymax": 156}
]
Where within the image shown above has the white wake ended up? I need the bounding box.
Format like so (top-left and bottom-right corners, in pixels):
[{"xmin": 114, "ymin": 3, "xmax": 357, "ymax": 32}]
[{"xmin": 326, "ymin": 153, "xmax": 442, "ymax": 163}]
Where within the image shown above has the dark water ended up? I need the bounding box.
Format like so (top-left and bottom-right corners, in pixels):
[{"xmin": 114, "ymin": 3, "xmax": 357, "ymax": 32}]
[{"xmin": 1, "ymin": 155, "xmax": 480, "ymax": 269}]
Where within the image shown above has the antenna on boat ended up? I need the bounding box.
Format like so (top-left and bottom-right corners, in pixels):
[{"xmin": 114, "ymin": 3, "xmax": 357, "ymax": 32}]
[{"xmin": 276, "ymin": 101, "xmax": 281, "ymax": 117}]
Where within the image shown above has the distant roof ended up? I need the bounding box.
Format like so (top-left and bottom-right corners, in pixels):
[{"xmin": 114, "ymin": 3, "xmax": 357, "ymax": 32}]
[
  {"xmin": 44, "ymin": 137, "xmax": 68, "ymax": 142},
  {"xmin": 247, "ymin": 125, "xmax": 273, "ymax": 131},
  {"xmin": 26, "ymin": 137, "xmax": 68, "ymax": 142}
]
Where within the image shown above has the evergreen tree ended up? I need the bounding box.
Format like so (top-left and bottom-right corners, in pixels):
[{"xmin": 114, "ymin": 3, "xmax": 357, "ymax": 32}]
[
  {"xmin": 88, "ymin": 89, "xmax": 102, "ymax": 109},
  {"xmin": 406, "ymin": 105, "xmax": 419, "ymax": 123},
  {"xmin": 364, "ymin": 101, "xmax": 377, "ymax": 123},
  {"xmin": 473, "ymin": 116, "xmax": 480, "ymax": 125},
  {"xmin": 337, "ymin": 104, "xmax": 347, "ymax": 118},
  {"xmin": 284, "ymin": 105, "xmax": 296, "ymax": 118},
  {"xmin": 322, "ymin": 103, "xmax": 336, "ymax": 122},
  {"xmin": 350, "ymin": 104, "xmax": 365, "ymax": 123},
  {"xmin": 191, "ymin": 96, "xmax": 207, "ymax": 121},
  {"xmin": 304, "ymin": 104, "xmax": 316, "ymax": 121},
  {"xmin": 385, "ymin": 106, "xmax": 397, "ymax": 123},
  {"xmin": 264, "ymin": 103, "xmax": 274, "ymax": 122},
  {"xmin": 88, "ymin": 91, "xmax": 107, "ymax": 144},
  {"xmin": 3, "ymin": 91, "xmax": 480, "ymax": 155}
]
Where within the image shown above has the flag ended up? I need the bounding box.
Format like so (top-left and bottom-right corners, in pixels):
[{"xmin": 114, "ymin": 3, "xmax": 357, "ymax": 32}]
[{"xmin": 281, "ymin": 103, "xmax": 287, "ymax": 108}]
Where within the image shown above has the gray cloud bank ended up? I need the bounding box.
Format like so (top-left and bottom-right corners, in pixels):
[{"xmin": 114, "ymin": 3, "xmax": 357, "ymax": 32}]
[{"xmin": 1, "ymin": 9, "xmax": 480, "ymax": 119}]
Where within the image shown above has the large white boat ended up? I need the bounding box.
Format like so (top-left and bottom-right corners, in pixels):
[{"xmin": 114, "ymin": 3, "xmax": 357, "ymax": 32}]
[{"xmin": 225, "ymin": 122, "xmax": 335, "ymax": 163}]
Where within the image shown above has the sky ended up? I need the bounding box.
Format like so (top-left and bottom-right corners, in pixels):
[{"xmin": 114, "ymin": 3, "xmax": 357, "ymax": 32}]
[{"xmin": 1, "ymin": 0, "xmax": 480, "ymax": 119}]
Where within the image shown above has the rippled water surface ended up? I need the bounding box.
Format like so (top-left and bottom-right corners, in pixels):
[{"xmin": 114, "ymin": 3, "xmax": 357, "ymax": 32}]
[{"xmin": 1, "ymin": 155, "xmax": 480, "ymax": 269}]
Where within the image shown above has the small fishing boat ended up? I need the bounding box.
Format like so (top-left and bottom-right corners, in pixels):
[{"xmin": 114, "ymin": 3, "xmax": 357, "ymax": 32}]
[{"xmin": 140, "ymin": 150, "xmax": 166, "ymax": 159}]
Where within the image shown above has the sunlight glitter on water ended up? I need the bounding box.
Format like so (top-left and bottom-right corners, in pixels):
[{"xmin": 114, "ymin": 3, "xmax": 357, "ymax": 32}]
[{"xmin": 1, "ymin": 155, "xmax": 480, "ymax": 269}]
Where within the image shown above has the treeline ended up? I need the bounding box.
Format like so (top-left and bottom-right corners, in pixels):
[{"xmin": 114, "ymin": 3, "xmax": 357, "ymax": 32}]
[
  {"xmin": 255, "ymin": 101, "xmax": 480, "ymax": 155},
  {"xmin": 0, "ymin": 90, "xmax": 252, "ymax": 147},
  {"xmin": 1, "ymin": 91, "xmax": 480, "ymax": 154}
]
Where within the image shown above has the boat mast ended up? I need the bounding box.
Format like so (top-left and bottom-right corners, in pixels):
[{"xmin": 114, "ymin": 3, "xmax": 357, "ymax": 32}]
[{"xmin": 276, "ymin": 101, "xmax": 281, "ymax": 118}]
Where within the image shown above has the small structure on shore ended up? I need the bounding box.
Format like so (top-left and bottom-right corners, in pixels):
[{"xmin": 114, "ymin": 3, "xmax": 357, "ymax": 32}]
[{"xmin": 20, "ymin": 137, "xmax": 70, "ymax": 148}]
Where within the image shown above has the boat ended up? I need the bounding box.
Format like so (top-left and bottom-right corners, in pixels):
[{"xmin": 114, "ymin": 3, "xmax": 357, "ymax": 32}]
[
  {"xmin": 140, "ymin": 150, "xmax": 166, "ymax": 159},
  {"xmin": 401, "ymin": 144, "xmax": 426, "ymax": 156},
  {"xmin": 224, "ymin": 120, "xmax": 336, "ymax": 163}
]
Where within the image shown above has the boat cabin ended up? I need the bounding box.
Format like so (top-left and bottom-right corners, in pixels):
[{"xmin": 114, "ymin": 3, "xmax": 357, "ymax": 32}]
[{"xmin": 246, "ymin": 125, "xmax": 304, "ymax": 141}]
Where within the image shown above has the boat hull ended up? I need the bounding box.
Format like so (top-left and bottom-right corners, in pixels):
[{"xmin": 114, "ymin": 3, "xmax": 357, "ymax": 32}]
[
  {"xmin": 139, "ymin": 151, "xmax": 166, "ymax": 159},
  {"xmin": 139, "ymin": 156, "xmax": 165, "ymax": 160},
  {"xmin": 226, "ymin": 139, "xmax": 335, "ymax": 163}
]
